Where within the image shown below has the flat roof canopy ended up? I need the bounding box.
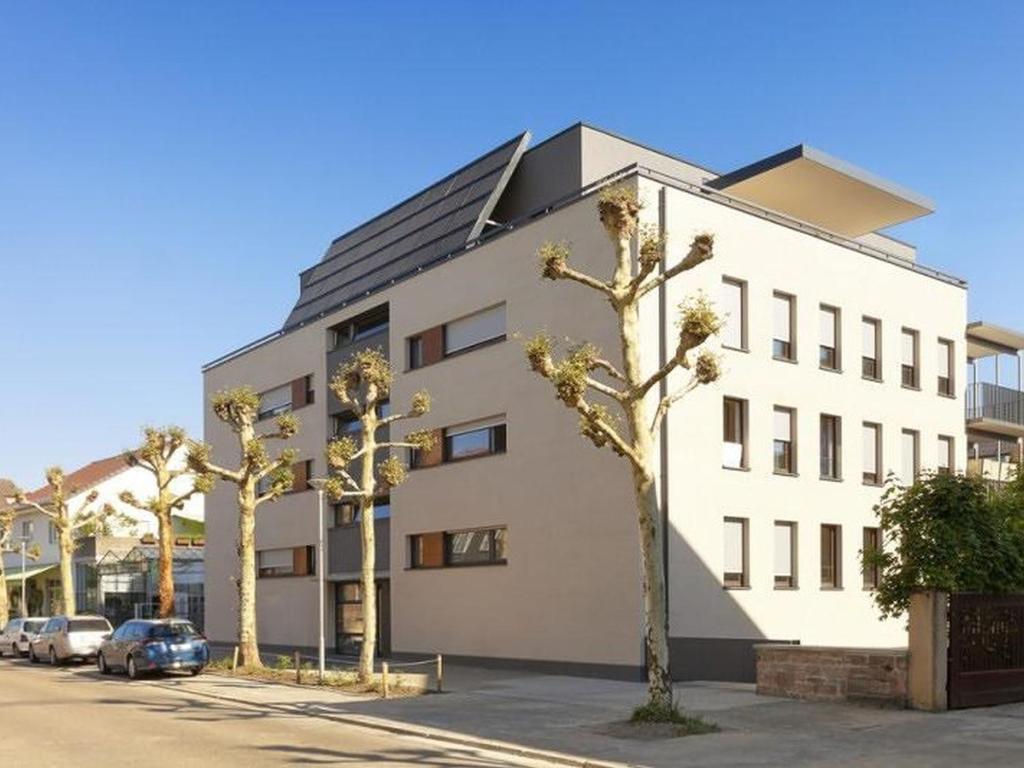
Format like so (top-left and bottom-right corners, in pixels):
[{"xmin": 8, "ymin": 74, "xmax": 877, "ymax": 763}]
[
  {"xmin": 967, "ymin": 321, "xmax": 1024, "ymax": 358},
  {"xmin": 708, "ymin": 145, "xmax": 934, "ymax": 237}
]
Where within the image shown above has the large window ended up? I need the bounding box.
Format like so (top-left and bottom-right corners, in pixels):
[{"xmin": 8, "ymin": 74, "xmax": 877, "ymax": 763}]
[
  {"xmin": 444, "ymin": 528, "xmax": 508, "ymax": 566},
  {"xmin": 901, "ymin": 328, "xmax": 919, "ymax": 388},
  {"xmin": 774, "ymin": 521, "xmax": 797, "ymax": 589},
  {"xmin": 722, "ymin": 397, "xmax": 748, "ymax": 469},
  {"xmin": 937, "ymin": 436, "xmax": 954, "ymax": 474},
  {"xmin": 443, "ymin": 419, "xmax": 507, "ymax": 462},
  {"xmin": 333, "ymin": 497, "xmax": 390, "ymax": 526},
  {"xmin": 820, "ymin": 414, "xmax": 842, "ymax": 480},
  {"xmin": 819, "ymin": 305, "xmax": 840, "ymax": 371},
  {"xmin": 901, "ymin": 429, "xmax": 920, "ymax": 484},
  {"xmin": 773, "ymin": 292, "xmax": 796, "ymax": 361},
  {"xmin": 258, "ymin": 384, "xmax": 292, "ymax": 420},
  {"xmin": 330, "ymin": 305, "xmax": 389, "ymax": 350},
  {"xmin": 773, "ymin": 406, "xmax": 796, "ymax": 475},
  {"xmin": 820, "ymin": 524, "xmax": 842, "ymax": 589},
  {"xmin": 257, "ymin": 546, "xmax": 315, "ymax": 578},
  {"xmin": 720, "ymin": 278, "xmax": 747, "ymax": 351},
  {"xmin": 863, "ymin": 422, "xmax": 882, "ymax": 485},
  {"xmin": 862, "ymin": 527, "xmax": 881, "ymax": 590},
  {"xmin": 723, "ymin": 517, "xmax": 748, "ymax": 588},
  {"xmin": 937, "ymin": 339, "xmax": 955, "ymax": 396},
  {"xmin": 444, "ymin": 304, "xmax": 506, "ymax": 356},
  {"xmin": 862, "ymin": 317, "xmax": 881, "ymax": 380}
]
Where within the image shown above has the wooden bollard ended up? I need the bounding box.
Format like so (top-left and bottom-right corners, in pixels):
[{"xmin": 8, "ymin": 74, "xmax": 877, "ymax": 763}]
[
  {"xmin": 436, "ymin": 654, "xmax": 444, "ymax": 693},
  {"xmin": 294, "ymin": 651, "xmax": 301, "ymax": 684},
  {"xmin": 381, "ymin": 661, "xmax": 390, "ymax": 699}
]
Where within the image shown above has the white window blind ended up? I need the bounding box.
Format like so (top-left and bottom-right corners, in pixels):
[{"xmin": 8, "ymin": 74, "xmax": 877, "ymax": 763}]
[
  {"xmin": 902, "ymin": 330, "xmax": 916, "ymax": 366},
  {"xmin": 723, "ymin": 520, "xmax": 745, "ymax": 574},
  {"xmin": 938, "ymin": 437, "xmax": 952, "ymax": 470},
  {"xmin": 774, "ymin": 524, "xmax": 793, "ymax": 578},
  {"xmin": 901, "ymin": 430, "xmax": 918, "ymax": 483},
  {"xmin": 774, "ymin": 409, "xmax": 792, "ymax": 442},
  {"xmin": 937, "ymin": 341, "xmax": 951, "ymax": 378},
  {"xmin": 260, "ymin": 384, "xmax": 291, "ymax": 416},
  {"xmin": 820, "ymin": 307, "xmax": 836, "ymax": 347},
  {"xmin": 773, "ymin": 295, "xmax": 791, "ymax": 342},
  {"xmin": 721, "ymin": 280, "xmax": 744, "ymax": 348},
  {"xmin": 862, "ymin": 319, "xmax": 877, "ymax": 357},
  {"xmin": 863, "ymin": 425, "xmax": 879, "ymax": 475},
  {"xmin": 444, "ymin": 304, "xmax": 506, "ymax": 354},
  {"xmin": 257, "ymin": 548, "xmax": 292, "ymax": 569}
]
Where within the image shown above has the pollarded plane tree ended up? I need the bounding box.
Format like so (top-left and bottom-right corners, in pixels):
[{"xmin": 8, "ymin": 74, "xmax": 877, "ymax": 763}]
[
  {"xmin": 119, "ymin": 427, "xmax": 213, "ymax": 619},
  {"xmin": 525, "ymin": 184, "xmax": 721, "ymax": 712},
  {"xmin": 324, "ymin": 348, "xmax": 436, "ymax": 682},
  {"xmin": 187, "ymin": 388, "xmax": 299, "ymax": 668}
]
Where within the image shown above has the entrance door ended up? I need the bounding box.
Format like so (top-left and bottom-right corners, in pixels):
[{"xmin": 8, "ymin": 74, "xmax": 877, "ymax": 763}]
[
  {"xmin": 335, "ymin": 580, "xmax": 390, "ymax": 657},
  {"xmin": 948, "ymin": 593, "xmax": 1024, "ymax": 709}
]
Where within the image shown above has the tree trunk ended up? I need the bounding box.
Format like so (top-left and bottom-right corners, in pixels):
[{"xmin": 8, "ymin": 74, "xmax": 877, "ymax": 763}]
[
  {"xmin": 157, "ymin": 511, "xmax": 175, "ymax": 618},
  {"xmin": 0, "ymin": 558, "xmax": 9, "ymax": 628},
  {"xmin": 237, "ymin": 488, "xmax": 262, "ymax": 668},
  {"xmin": 358, "ymin": 430, "xmax": 378, "ymax": 683},
  {"xmin": 58, "ymin": 526, "xmax": 76, "ymax": 616}
]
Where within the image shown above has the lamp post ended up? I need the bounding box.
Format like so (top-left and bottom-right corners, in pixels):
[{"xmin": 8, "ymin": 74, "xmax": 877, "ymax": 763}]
[
  {"xmin": 308, "ymin": 478, "xmax": 329, "ymax": 683},
  {"xmin": 19, "ymin": 538, "xmax": 29, "ymax": 617}
]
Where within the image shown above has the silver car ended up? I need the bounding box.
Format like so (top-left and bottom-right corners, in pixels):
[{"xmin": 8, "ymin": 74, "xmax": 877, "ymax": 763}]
[
  {"xmin": 29, "ymin": 615, "xmax": 112, "ymax": 665},
  {"xmin": 0, "ymin": 617, "xmax": 48, "ymax": 657}
]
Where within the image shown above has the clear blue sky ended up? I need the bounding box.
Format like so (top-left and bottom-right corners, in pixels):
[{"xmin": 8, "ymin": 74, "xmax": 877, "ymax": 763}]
[{"xmin": 2, "ymin": 1, "xmax": 1022, "ymax": 488}]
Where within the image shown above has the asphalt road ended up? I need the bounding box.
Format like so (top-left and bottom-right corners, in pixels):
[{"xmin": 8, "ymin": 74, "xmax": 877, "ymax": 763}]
[{"xmin": 0, "ymin": 655, "xmax": 563, "ymax": 767}]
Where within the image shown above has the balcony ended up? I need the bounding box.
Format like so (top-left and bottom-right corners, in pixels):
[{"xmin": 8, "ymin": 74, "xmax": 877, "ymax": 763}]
[
  {"xmin": 328, "ymin": 518, "xmax": 390, "ymax": 579},
  {"xmin": 966, "ymin": 382, "xmax": 1024, "ymax": 437}
]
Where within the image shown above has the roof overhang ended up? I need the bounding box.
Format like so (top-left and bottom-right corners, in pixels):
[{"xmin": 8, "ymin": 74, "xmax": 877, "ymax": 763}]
[
  {"xmin": 5, "ymin": 564, "xmax": 58, "ymax": 584},
  {"xmin": 967, "ymin": 321, "xmax": 1024, "ymax": 359},
  {"xmin": 707, "ymin": 145, "xmax": 934, "ymax": 237}
]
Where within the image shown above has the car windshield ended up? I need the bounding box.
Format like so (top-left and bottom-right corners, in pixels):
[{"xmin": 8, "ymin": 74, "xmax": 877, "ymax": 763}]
[
  {"xmin": 149, "ymin": 623, "xmax": 199, "ymax": 639},
  {"xmin": 68, "ymin": 619, "xmax": 110, "ymax": 632},
  {"xmin": 23, "ymin": 620, "xmax": 45, "ymax": 633}
]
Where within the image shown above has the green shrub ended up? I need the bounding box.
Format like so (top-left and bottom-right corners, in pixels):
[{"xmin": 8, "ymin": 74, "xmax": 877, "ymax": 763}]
[{"xmin": 630, "ymin": 700, "xmax": 718, "ymax": 734}]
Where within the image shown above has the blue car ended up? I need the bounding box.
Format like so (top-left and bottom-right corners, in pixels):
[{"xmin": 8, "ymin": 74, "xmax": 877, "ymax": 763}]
[{"xmin": 97, "ymin": 618, "xmax": 209, "ymax": 679}]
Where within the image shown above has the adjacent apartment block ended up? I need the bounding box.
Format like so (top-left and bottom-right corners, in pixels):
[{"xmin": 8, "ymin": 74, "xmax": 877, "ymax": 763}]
[{"xmin": 202, "ymin": 123, "xmax": 973, "ymax": 681}]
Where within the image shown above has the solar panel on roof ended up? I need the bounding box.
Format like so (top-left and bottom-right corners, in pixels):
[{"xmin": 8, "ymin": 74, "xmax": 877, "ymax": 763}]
[{"xmin": 283, "ymin": 132, "xmax": 531, "ymax": 330}]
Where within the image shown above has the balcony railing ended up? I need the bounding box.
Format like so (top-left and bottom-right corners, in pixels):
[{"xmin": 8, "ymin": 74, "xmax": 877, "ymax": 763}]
[{"xmin": 966, "ymin": 382, "xmax": 1024, "ymax": 427}]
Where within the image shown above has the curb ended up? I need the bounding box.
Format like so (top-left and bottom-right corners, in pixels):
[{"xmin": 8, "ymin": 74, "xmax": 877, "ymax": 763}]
[{"xmin": 153, "ymin": 677, "xmax": 634, "ymax": 768}]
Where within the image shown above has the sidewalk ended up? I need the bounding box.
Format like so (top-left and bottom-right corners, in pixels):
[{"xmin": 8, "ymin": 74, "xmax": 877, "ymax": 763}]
[{"xmin": 164, "ymin": 662, "xmax": 1024, "ymax": 767}]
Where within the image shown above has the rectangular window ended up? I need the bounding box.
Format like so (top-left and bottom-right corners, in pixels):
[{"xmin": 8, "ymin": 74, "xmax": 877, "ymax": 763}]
[
  {"xmin": 773, "ymin": 292, "xmax": 796, "ymax": 361},
  {"xmin": 862, "ymin": 317, "xmax": 881, "ymax": 380},
  {"xmin": 444, "ymin": 304, "xmax": 506, "ymax": 356},
  {"xmin": 901, "ymin": 429, "xmax": 920, "ymax": 484},
  {"xmin": 333, "ymin": 497, "xmax": 390, "ymax": 526},
  {"xmin": 773, "ymin": 406, "xmax": 796, "ymax": 474},
  {"xmin": 863, "ymin": 422, "xmax": 882, "ymax": 485},
  {"xmin": 257, "ymin": 546, "xmax": 315, "ymax": 578},
  {"xmin": 820, "ymin": 524, "xmax": 842, "ymax": 589},
  {"xmin": 258, "ymin": 384, "xmax": 292, "ymax": 420},
  {"xmin": 408, "ymin": 336, "xmax": 424, "ymax": 370},
  {"xmin": 722, "ymin": 397, "xmax": 748, "ymax": 469},
  {"xmin": 21, "ymin": 521, "xmax": 33, "ymax": 538},
  {"xmin": 48, "ymin": 522, "xmax": 57, "ymax": 545},
  {"xmin": 774, "ymin": 521, "xmax": 797, "ymax": 589},
  {"xmin": 937, "ymin": 339, "xmax": 954, "ymax": 396},
  {"xmin": 720, "ymin": 278, "xmax": 747, "ymax": 350},
  {"xmin": 901, "ymin": 328, "xmax": 919, "ymax": 388},
  {"xmin": 862, "ymin": 527, "xmax": 881, "ymax": 590},
  {"xmin": 330, "ymin": 305, "xmax": 389, "ymax": 350},
  {"xmin": 819, "ymin": 305, "xmax": 840, "ymax": 371},
  {"xmin": 444, "ymin": 527, "xmax": 508, "ymax": 566},
  {"xmin": 937, "ymin": 435, "xmax": 954, "ymax": 474},
  {"xmin": 820, "ymin": 414, "xmax": 842, "ymax": 480},
  {"xmin": 723, "ymin": 517, "xmax": 748, "ymax": 588},
  {"xmin": 443, "ymin": 418, "xmax": 507, "ymax": 462}
]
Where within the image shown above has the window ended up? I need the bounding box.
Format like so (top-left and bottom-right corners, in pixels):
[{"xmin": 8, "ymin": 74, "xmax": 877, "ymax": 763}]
[
  {"xmin": 257, "ymin": 546, "xmax": 315, "ymax": 578},
  {"xmin": 820, "ymin": 525, "xmax": 842, "ymax": 589},
  {"xmin": 48, "ymin": 522, "xmax": 57, "ymax": 545},
  {"xmin": 334, "ymin": 497, "xmax": 390, "ymax": 526},
  {"xmin": 720, "ymin": 278, "xmax": 747, "ymax": 350},
  {"xmin": 862, "ymin": 317, "xmax": 881, "ymax": 380},
  {"xmin": 901, "ymin": 328, "xmax": 919, "ymax": 388},
  {"xmin": 937, "ymin": 436, "xmax": 954, "ymax": 474},
  {"xmin": 444, "ymin": 527, "xmax": 508, "ymax": 566},
  {"xmin": 819, "ymin": 305, "xmax": 840, "ymax": 370},
  {"xmin": 722, "ymin": 398, "xmax": 748, "ymax": 469},
  {"xmin": 862, "ymin": 527, "xmax": 881, "ymax": 590},
  {"xmin": 21, "ymin": 520, "xmax": 33, "ymax": 538},
  {"xmin": 862, "ymin": 422, "xmax": 882, "ymax": 485},
  {"xmin": 330, "ymin": 305, "xmax": 389, "ymax": 350},
  {"xmin": 774, "ymin": 522, "xmax": 797, "ymax": 589},
  {"xmin": 820, "ymin": 414, "xmax": 842, "ymax": 480},
  {"xmin": 408, "ymin": 336, "xmax": 424, "ymax": 370},
  {"xmin": 937, "ymin": 339, "xmax": 955, "ymax": 396},
  {"xmin": 443, "ymin": 419, "xmax": 507, "ymax": 462},
  {"xmin": 723, "ymin": 518, "xmax": 748, "ymax": 588},
  {"xmin": 772, "ymin": 292, "xmax": 796, "ymax": 361},
  {"xmin": 773, "ymin": 406, "xmax": 796, "ymax": 474},
  {"xmin": 336, "ymin": 581, "xmax": 365, "ymax": 655},
  {"xmin": 444, "ymin": 304, "xmax": 506, "ymax": 356},
  {"xmin": 258, "ymin": 384, "xmax": 291, "ymax": 420},
  {"xmin": 901, "ymin": 429, "xmax": 920, "ymax": 484},
  {"xmin": 332, "ymin": 402, "xmax": 389, "ymax": 438}
]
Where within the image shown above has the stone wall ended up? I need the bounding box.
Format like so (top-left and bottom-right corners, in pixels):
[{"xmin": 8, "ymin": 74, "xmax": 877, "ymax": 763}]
[{"xmin": 755, "ymin": 644, "xmax": 908, "ymax": 707}]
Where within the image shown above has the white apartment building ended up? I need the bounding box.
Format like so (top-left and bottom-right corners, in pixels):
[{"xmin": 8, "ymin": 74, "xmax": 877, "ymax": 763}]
[{"xmin": 202, "ymin": 123, "xmax": 979, "ymax": 681}]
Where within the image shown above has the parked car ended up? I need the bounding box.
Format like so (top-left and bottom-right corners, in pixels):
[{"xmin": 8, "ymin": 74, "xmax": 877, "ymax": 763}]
[
  {"xmin": 28, "ymin": 616, "xmax": 112, "ymax": 665},
  {"xmin": 0, "ymin": 617, "xmax": 48, "ymax": 658},
  {"xmin": 97, "ymin": 618, "xmax": 209, "ymax": 679}
]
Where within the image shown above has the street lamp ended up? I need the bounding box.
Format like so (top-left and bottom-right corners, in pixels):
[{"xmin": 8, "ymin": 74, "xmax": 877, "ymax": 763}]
[
  {"xmin": 307, "ymin": 478, "xmax": 329, "ymax": 683},
  {"xmin": 18, "ymin": 537, "xmax": 30, "ymax": 618}
]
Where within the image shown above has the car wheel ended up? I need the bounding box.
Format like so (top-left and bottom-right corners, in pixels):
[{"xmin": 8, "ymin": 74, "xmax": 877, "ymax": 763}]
[
  {"xmin": 127, "ymin": 655, "xmax": 140, "ymax": 680},
  {"xmin": 28, "ymin": 647, "xmax": 38, "ymax": 664},
  {"xmin": 97, "ymin": 653, "xmax": 110, "ymax": 675},
  {"xmin": 190, "ymin": 666, "xmax": 203, "ymax": 676},
  {"xmin": 49, "ymin": 648, "xmax": 59, "ymax": 666},
  {"xmin": 12, "ymin": 644, "xmax": 18, "ymax": 658}
]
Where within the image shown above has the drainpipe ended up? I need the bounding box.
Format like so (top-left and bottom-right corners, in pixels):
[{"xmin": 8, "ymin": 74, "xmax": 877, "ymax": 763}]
[{"xmin": 656, "ymin": 185, "xmax": 670, "ymax": 673}]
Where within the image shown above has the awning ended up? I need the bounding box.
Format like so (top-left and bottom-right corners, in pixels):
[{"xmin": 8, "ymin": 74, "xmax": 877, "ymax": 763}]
[{"xmin": 4, "ymin": 564, "xmax": 58, "ymax": 584}]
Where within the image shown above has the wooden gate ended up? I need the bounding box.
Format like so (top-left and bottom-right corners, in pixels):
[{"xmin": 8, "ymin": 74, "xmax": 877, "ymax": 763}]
[{"xmin": 948, "ymin": 593, "xmax": 1024, "ymax": 709}]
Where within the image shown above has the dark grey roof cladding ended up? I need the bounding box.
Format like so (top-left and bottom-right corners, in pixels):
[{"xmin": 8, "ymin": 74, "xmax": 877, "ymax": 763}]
[{"xmin": 282, "ymin": 132, "xmax": 531, "ymax": 330}]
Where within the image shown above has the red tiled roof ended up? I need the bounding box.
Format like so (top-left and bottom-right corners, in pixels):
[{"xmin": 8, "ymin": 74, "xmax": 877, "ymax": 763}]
[{"xmin": 26, "ymin": 454, "xmax": 132, "ymax": 505}]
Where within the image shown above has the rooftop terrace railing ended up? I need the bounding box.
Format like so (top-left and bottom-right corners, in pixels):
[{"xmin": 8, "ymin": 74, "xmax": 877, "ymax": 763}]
[{"xmin": 966, "ymin": 382, "xmax": 1024, "ymax": 427}]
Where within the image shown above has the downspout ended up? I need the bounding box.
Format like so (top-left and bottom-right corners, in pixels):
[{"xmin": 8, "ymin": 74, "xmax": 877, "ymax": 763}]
[{"xmin": 657, "ymin": 185, "xmax": 671, "ymax": 676}]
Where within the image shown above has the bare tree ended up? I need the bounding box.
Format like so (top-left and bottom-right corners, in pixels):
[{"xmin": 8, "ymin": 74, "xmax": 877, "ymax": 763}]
[
  {"xmin": 0, "ymin": 501, "xmax": 40, "ymax": 625},
  {"xmin": 187, "ymin": 387, "xmax": 298, "ymax": 668},
  {"xmin": 524, "ymin": 184, "xmax": 721, "ymax": 711},
  {"xmin": 12, "ymin": 468, "xmax": 118, "ymax": 616},
  {"xmin": 324, "ymin": 348, "xmax": 436, "ymax": 682},
  {"xmin": 119, "ymin": 427, "xmax": 213, "ymax": 619}
]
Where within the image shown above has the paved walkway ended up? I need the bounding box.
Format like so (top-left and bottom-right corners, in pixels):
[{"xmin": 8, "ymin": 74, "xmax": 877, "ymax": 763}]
[{"xmin": 172, "ymin": 662, "xmax": 1024, "ymax": 766}]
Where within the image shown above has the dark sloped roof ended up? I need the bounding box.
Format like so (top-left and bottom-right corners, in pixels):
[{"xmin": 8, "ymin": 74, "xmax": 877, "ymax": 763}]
[
  {"xmin": 25, "ymin": 454, "xmax": 131, "ymax": 505},
  {"xmin": 282, "ymin": 132, "xmax": 531, "ymax": 330}
]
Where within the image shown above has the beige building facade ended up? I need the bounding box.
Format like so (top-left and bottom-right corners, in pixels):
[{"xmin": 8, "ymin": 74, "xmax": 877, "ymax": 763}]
[{"xmin": 203, "ymin": 123, "xmax": 980, "ymax": 680}]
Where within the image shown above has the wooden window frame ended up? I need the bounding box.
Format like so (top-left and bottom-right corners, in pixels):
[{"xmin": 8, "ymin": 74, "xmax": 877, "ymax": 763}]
[{"xmin": 820, "ymin": 524, "xmax": 842, "ymax": 590}]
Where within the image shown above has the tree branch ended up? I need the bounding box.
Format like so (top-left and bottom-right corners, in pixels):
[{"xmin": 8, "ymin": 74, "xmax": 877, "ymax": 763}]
[
  {"xmin": 17, "ymin": 499, "xmax": 57, "ymax": 521},
  {"xmin": 557, "ymin": 265, "xmax": 617, "ymax": 298},
  {"xmin": 592, "ymin": 357, "xmax": 626, "ymax": 382},
  {"xmin": 637, "ymin": 233, "xmax": 714, "ymax": 299},
  {"xmin": 650, "ymin": 376, "xmax": 701, "ymax": 435},
  {"xmin": 585, "ymin": 376, "xmax": 628, "ymax": 403}
]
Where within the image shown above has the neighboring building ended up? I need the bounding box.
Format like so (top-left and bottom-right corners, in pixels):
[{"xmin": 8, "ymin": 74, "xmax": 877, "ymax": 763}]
[
  {"xmin": 202, "ymin": 123, "xmax": 974, "ymax": 681},
  {"xmin": 2, "ymin": 452, "xmax": 205, "ymax": 617}
]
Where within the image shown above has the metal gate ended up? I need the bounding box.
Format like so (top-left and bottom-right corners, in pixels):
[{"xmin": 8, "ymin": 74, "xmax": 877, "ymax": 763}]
[{"xmin": 948, "ymin": 593, "xmax": 1024, "ymax": 709}]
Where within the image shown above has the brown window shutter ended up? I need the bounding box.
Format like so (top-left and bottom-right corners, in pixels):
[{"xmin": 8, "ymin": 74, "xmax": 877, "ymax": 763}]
[
  {"xmin": 291, "ymin": 460, "xmax": 309, "ymax": 493},
  {"xmin": 421, "ymin": 532, "xmax": 444, "ymax": 568},
  {"xmin": 293, "ymin": 545, "xmax": 310, "ymax": 576},
  {"xmin": 421, "ymin": 326, "xmax": 444, "ymax": 366},
  {"xmin": 291, "ymin": 376, "xmax": 309, "ymax": 409},
  {"xmin": 417, "ymin": 429, "xmax": 444, "ymax": 468}
]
